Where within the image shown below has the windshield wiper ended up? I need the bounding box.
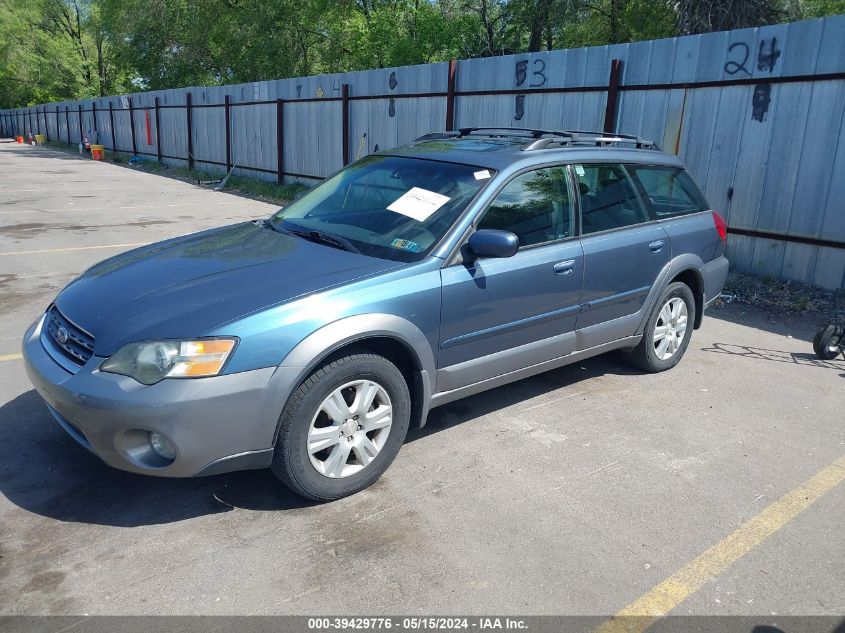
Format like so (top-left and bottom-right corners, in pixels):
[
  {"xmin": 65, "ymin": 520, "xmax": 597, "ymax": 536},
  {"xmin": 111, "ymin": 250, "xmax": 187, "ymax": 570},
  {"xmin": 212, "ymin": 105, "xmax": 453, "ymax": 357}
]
[{"xmin": 284, "ymin": 225, "xmax": 360, "ymax": 254}]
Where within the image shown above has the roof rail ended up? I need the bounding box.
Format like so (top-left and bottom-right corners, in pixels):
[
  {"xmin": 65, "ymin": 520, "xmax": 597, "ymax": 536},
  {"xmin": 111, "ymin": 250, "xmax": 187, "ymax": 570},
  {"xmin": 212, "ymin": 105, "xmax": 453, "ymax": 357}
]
[
  {"xmin": 414, "ymin": 131, "xmax": 461, "ymax": 141},
  {"xmin": 413, "ymin": 127, "xmax": 657, "ymax": 150},
  {"xmin": 524, "ymin": 130, "xmax": 656, "ymax": 150},
  {"xmin": 457, "ymin": 127, "xmax": 550, "ymax": 138}
]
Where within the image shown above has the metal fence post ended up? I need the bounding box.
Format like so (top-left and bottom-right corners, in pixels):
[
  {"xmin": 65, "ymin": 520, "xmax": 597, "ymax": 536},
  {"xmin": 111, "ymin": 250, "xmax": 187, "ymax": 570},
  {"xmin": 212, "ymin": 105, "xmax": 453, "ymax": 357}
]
[
  {"xmin": 603, "ymin": 59, "xmax": 623, "ymax": 134},
  {"xmin": 92, "ymin": 101, "xmax": 98, "ymax": 143},
  {"xmin": 276, "ymin": 98, "xmax": 284, "ymax": 183},
  {"xmin": 342, "ymin": 84, "xmax": 350, "ymax": 166},
  {"xmin": 224, "ymin": 94, "xmax": 232, "ymax": 172},
  {"xmin": 65, "ymin": 106, "xmax": 70, "ymax": 143},
  {"xmin": 186, "ymin": 92, "xmax": 194, "ymax": 169},
  {"xmin": 128, "ymin": 97, "xmax": 137, "ymax": 156},
  {"xmin": 78, "ymin": 104, "xmax": 83, "ymax": 142},
  {"xmin": 154, "ymin": 97, "xmax": 162, "ymax": 162},
  {"xmin": 108, "ymin": 101, "xmax": 116, "ymax": 151},
  {"xmin": 446, "ymin": 58, "xmax": 457, "ymax": 131},
  {"xmin": 43, "ymin": 107, "xmax": 50, "ymax": 141}
]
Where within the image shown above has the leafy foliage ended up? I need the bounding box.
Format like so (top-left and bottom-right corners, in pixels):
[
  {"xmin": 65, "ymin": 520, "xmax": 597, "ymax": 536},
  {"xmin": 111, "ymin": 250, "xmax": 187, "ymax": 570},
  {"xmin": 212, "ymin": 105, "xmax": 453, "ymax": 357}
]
[{"xmin": 1, "ymin": 0, "xmax": 842, "ymax": 108}]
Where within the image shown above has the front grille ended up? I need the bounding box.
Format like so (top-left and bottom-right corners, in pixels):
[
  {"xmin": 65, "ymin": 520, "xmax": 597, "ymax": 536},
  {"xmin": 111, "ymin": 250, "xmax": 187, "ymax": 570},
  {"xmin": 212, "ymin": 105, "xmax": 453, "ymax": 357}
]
[{"xmin": 45, "ymin": 305, "xmax": 95, "ymax": 365}]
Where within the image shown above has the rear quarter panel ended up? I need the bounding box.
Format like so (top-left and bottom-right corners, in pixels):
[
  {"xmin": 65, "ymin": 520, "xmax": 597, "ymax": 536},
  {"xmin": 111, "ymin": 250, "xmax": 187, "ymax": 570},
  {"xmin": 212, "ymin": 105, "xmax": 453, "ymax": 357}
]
[
  {"xmin": 659, "ymin": 210, "xmax": 729, "ymax": 304},
  {"xmin": 659, "ymin": 211, "xmax": 725, "ymax": 265}
]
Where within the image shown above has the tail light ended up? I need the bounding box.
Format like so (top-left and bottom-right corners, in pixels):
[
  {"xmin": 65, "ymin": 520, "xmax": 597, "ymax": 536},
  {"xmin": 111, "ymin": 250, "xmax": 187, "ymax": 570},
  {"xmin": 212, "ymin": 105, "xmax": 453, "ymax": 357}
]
[{"xmin": 712, "ymin": 211, "xmax": 727, "ymax": 242}]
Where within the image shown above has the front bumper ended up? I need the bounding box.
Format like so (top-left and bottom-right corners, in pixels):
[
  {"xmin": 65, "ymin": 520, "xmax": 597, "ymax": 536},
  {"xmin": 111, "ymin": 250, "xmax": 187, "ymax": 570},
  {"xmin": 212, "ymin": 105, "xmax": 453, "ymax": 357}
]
[{"xmin": 22, "ymin": 315, "xmax": 299, "ymax": 477}]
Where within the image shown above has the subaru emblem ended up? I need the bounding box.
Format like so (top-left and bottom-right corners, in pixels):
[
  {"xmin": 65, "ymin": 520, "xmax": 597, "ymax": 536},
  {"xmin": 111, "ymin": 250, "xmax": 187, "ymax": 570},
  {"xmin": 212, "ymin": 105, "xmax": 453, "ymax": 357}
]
[{"xmin": 56, "ymin": 326, "xmax": 69, "ymax": 345}]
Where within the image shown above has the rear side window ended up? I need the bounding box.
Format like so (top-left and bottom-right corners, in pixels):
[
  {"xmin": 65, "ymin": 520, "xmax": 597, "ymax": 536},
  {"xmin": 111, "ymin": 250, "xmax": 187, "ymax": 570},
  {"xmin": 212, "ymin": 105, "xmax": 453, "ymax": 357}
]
[
  {"xmin": 574, "ymin": 164, "xmax": 650, "ymax": 235},
  {"xmin": 627, "ymin": 165, "xmax": 708, "ymax": 218}
]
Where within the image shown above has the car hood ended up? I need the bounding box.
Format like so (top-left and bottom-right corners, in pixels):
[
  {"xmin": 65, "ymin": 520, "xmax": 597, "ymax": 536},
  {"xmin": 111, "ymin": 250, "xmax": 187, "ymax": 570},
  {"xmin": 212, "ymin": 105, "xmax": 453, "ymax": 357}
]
[{"xmin": 54, "ymin": 221, "xmax": 401, "ymax": 356}]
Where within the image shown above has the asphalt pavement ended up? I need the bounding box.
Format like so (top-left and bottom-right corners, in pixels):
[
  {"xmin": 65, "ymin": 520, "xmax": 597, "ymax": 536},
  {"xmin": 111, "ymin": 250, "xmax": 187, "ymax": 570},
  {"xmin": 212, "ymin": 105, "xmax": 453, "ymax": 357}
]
[{"xmin": 0, "ymin": 142, "xmax": 842, "ymax": 619}]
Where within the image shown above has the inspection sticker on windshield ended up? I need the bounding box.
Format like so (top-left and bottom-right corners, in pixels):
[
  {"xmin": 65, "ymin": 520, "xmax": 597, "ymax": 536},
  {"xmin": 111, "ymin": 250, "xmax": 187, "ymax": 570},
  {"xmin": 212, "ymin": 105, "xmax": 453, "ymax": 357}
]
[
  {"xmin": 473, "ymin": 169, "xmax": 491, "ymax": 180},
  {"xmin": 391, "ymin": 238, "xmax": 422, "ymax": 253},
  {"xmin": 387, "ymin": 187, "xmax": 450, "ymax": 222}
]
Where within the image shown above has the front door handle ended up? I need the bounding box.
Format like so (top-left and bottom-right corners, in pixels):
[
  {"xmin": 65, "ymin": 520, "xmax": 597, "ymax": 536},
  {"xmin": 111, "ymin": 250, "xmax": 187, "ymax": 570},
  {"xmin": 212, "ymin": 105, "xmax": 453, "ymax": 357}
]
[
  {"xmin": 649, "ymin": 240, "xmax": 665, "ymax": 254},
  {"xmin": 553, "ymin": 260, "xmax": 575, "ymax": 276}
]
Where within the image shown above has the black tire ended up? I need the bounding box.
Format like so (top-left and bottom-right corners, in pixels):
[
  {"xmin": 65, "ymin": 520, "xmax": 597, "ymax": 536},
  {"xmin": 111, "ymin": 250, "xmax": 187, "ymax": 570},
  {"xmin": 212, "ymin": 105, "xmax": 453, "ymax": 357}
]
[
  {"xmin": 271, "ymin": 352, "xmax": 411, "ymax": 501},
  {"xmin": 624, "ymin": 281, "xmax": 697, "ymax": 373},
  {"xmin": 813, "ymin": 325, "xmax": 842, "ymax": 361}
]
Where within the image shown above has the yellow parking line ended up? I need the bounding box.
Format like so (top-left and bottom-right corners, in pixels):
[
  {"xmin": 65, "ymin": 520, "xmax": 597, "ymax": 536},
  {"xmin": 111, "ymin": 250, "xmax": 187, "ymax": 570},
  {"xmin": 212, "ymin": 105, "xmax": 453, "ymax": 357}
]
[
  {"xmin": 595, "ymin": 455, "xmax": 845, "ymax": 633},
  {"xmin": 0, "ymin": 242, "xmax": 147, "ymax": 257},
  {"xmin": 0, "ymin": 353, "xmax": 22, "ymax": 362}
]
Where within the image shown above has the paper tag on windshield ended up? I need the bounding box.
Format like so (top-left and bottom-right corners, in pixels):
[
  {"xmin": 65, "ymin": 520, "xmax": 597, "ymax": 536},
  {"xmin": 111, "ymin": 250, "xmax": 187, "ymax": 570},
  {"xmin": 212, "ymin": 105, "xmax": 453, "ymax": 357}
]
[
  {"xmin": 387, "ymin": 187, "xmax": 450, "ymax": 222},
  {"xmin": 574, "ymin": 164, "xmax": 585, "ymax": 177},
  {"xmin": 473, "ymin": 169, "xmax": 491, "ymax": 180}
]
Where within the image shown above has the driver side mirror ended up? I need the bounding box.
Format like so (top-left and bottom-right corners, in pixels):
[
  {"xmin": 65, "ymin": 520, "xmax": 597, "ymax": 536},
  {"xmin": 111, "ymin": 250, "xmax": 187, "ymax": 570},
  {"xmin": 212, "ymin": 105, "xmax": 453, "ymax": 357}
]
[{"xmin": 467, "ymin": 229, "xmax": 519, "ymax": 261}]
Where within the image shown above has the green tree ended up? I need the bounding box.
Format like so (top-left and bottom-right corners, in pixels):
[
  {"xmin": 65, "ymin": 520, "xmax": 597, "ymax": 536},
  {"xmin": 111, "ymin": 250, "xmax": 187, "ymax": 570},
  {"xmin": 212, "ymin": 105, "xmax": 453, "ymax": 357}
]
[
  {"xmin": 3, "ymin": 0, "xmax": 845, "ymax": 108},
  {"xmin": 0, "ymin": 0, "xmax": 126, "ymax": 108}
]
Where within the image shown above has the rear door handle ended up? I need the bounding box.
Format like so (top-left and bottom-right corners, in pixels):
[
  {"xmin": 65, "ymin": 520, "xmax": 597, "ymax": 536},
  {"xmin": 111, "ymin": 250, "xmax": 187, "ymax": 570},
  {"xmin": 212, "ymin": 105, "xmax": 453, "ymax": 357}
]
[
  {"xmin": 553, "ymin": 259, "xmax": 575, "ymax": 276},
  {"xmin": 649, "ymin": 240, "xmax": 665, "ymax": 254}
]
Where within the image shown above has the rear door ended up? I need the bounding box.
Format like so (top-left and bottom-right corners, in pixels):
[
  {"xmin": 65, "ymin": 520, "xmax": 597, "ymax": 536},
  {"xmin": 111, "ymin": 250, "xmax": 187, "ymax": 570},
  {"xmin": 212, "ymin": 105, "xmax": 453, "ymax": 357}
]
[{"xmin": 574, "ymin": 163, "xmax": 670, "ymax": 337}]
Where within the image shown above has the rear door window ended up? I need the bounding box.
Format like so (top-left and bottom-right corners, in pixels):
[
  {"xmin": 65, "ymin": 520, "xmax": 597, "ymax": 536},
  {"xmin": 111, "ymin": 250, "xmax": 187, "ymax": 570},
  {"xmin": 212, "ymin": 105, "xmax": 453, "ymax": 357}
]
[
  {"xmin": 574, "ymin": 164, "xmax": 650, "ymax": 235},
  {"xmin": 627, "ymin": 165, "xmax": 708, "ymax": 218}
]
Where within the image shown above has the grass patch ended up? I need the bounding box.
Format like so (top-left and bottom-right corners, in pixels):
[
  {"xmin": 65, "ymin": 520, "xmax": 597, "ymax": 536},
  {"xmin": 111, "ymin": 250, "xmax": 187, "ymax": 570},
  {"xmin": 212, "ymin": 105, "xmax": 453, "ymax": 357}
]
[
  {"xmin": 127, "ymin": 161, "xmax": 309, "ymax": 205},
  {"xmin": 226, "ymin": 175, "xmax": 308, "ymax": 204}
]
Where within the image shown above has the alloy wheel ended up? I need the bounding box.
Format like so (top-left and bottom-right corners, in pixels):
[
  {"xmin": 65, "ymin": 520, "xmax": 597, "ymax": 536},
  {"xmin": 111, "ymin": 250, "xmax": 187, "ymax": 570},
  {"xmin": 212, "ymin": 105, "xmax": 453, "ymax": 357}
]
[
  {"xmin": 653, "ymin": 297, "xmax": 688, "ymax": 360},
  {"xmin": 307, "ymin": 379, "xmax": 393, "ymax": 478}
]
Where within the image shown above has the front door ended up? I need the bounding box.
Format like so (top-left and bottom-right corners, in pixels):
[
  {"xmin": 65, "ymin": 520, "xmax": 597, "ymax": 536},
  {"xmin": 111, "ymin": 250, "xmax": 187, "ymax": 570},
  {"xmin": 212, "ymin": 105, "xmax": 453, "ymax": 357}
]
[{"xmin": 438, "ymin": 166, "xmax": 584, "ymax": 392}]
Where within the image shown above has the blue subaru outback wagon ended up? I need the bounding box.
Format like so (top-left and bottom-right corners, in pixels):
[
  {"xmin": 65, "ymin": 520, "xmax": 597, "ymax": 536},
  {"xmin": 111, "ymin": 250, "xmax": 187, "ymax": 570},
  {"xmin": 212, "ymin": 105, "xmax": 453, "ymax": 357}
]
[{"xmin": 23, "ymin": 128, "xmax": 729, "ymax": 500}]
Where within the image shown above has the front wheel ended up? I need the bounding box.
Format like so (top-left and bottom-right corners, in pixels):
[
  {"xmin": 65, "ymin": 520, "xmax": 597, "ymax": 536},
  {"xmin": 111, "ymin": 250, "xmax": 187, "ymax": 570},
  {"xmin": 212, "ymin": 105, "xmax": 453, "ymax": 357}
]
[
  {"xmin": 271, "ymin": 352, "xmax": 411, "ymax": 501},
  {"xmin": 624, "ymin": 282, "xmax": 696, "ymax": 372}
]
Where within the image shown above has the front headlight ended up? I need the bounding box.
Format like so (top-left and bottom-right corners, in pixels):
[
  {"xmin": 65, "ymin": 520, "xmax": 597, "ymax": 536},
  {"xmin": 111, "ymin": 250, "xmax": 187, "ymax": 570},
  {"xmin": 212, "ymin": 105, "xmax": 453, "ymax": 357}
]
[{"xmin": 100, "ymin": 338, "xmax": 237, "ymax": 385}]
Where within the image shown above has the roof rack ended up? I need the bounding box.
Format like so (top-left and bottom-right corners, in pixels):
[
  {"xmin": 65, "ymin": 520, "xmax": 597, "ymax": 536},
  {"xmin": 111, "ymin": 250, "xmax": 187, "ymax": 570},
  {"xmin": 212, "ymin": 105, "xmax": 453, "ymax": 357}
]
[{"xmin": 414, "ymin": 127, "xmax": 657, "ymax": 150}]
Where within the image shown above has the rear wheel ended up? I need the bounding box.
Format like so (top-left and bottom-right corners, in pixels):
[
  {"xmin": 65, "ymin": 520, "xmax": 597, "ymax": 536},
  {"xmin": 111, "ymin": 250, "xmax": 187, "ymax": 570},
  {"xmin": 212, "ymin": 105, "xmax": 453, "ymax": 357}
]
[
  {"xmin": 624, "ymin": 282, "xmax": 696, "ymax": 372},
  {"xmin": 271, "ymin": 352, "xmax": 411, "ymax": 501}
]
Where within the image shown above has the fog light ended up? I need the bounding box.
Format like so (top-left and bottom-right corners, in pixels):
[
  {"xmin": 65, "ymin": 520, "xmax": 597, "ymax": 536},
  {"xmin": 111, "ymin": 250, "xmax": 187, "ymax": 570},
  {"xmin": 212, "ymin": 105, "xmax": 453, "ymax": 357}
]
[{"xmin": 149, "ymin": 432, "xmax": 176, "ymax": 461}]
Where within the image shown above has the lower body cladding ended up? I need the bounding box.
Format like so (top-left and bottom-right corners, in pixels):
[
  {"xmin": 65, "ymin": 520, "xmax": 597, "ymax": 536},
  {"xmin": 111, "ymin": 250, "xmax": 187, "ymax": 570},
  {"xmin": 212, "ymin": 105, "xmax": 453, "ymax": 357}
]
[{"xmin": 22, "ymin": 316, "xmax": 300, "ymax": 477}]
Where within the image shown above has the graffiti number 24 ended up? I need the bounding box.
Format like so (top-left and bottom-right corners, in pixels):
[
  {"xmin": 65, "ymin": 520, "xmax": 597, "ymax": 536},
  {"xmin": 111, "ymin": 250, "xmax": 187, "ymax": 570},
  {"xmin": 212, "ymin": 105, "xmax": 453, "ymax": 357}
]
[{"xmin": 724, "ymin": 38, "xmax": 781, "ymax": 76}]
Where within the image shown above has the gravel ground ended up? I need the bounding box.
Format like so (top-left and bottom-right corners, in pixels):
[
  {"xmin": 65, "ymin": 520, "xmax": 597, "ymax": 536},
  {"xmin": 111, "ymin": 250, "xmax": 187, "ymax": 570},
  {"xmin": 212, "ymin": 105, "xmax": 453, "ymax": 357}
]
[{"xmin": 716, "ymin": 271, "xmax": 845, "ymax": 331}]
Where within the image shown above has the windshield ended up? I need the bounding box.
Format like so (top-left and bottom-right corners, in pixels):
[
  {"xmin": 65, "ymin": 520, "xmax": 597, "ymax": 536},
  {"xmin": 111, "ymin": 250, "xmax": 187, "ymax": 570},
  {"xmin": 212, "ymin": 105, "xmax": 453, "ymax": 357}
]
[{"xmin": 270, "ymin": 155, "xmax": 494, "ymax": 261}]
